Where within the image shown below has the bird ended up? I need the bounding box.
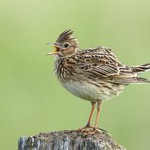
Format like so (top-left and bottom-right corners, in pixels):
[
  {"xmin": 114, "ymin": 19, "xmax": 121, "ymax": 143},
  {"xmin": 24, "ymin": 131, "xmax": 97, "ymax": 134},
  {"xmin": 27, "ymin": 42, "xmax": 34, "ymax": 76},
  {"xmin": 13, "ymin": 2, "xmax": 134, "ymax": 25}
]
[{"xmin": 48, "ymin": 29, "xmax": 150, "ymax": 133}]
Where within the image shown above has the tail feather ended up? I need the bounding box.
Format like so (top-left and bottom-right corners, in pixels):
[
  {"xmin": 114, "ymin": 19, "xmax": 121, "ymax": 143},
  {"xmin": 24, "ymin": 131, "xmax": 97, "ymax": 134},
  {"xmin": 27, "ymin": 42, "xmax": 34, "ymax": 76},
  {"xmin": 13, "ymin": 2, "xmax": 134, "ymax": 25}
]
[
  {"xmin": 112, "ymin": 77, "xmax": 150, "ymax": 84},
  {"xmin": 112, "ymin": 63, "xmax": 150, "ymax": 84},
  {"xmin": 135, "ymin": 77, "xmax": 150, "ymax": 83},
  {"xmin": 131, "ymin": 63, "xmax": 150, "ymax": 73}
]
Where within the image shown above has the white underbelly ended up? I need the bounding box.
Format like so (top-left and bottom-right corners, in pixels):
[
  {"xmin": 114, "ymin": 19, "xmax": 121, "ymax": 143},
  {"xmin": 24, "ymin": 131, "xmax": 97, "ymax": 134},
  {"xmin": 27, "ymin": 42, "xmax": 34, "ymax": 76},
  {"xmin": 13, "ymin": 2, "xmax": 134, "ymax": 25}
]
[{"xmin": 61, "ymin": 80, "xmax": 124, "ymax": 102}]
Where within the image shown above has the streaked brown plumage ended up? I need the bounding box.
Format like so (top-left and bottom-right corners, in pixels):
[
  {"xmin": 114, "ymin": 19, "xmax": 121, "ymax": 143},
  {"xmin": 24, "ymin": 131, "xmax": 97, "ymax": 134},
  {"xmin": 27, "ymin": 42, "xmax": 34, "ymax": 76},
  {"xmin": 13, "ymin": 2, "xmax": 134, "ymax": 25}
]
[{"xmin": 48, "ymin": 29, "xmax": 150, "ymax": 132}]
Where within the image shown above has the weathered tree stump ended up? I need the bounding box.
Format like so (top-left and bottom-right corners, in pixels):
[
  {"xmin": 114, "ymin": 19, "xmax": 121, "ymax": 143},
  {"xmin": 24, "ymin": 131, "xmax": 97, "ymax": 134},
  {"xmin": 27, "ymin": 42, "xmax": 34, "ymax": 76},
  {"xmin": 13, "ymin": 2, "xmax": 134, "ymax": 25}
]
[{"xmin": 18, "ymin": 129, "xmax": 126, "ymax": 150}]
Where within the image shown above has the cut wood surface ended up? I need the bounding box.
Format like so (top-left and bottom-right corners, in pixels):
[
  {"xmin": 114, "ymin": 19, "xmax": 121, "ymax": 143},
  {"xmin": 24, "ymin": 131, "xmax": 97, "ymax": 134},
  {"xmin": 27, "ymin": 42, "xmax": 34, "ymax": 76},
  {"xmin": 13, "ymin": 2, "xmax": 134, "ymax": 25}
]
[{"xmin": 18, "ymin": 128, "xmax": 126, "ymax": 150}]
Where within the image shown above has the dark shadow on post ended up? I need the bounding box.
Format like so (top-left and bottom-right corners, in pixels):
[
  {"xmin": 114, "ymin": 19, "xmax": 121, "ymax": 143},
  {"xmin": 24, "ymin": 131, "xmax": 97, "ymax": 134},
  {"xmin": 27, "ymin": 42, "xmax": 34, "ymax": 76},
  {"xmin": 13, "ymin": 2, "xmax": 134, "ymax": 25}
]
[{"xmin": 18, "ymin": 129, "xmax": 126, "ymax": 150}]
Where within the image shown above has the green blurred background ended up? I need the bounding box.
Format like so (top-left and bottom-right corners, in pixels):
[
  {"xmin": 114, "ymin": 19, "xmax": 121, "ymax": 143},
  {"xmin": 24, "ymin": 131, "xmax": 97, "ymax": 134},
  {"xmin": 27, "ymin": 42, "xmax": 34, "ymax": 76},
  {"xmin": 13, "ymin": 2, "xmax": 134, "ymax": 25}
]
[{"xmin": 0, "ymin": 0, "xmax": 150, "ymax": 149}]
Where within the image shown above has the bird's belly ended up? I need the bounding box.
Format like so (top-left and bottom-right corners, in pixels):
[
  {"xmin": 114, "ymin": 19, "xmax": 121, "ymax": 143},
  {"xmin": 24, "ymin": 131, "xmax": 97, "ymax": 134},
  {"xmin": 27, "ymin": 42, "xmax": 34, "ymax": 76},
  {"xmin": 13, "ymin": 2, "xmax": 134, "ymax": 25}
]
[{"xmin": 61, "ymin": 80, "xmax": 124, "ymax": 102}]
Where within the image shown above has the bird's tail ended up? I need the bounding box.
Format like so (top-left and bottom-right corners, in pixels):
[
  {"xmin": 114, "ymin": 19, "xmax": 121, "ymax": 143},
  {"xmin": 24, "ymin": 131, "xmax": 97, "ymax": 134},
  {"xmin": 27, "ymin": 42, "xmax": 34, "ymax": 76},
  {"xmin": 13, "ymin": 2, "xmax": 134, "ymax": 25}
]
[
  {"xmin": 131, "ymin": 63, "xmax": 150, "ymax": 74},
  {"xmin": 113, "ymin": 63, "xmax": 150, "ymax": 84},
  {"xmin": 129, "ymin": 63, "xmax": 150, "ymax": 84},
  {"xmin": 112, "ymin": 76, "xmax": 150, "ymax": 84}
]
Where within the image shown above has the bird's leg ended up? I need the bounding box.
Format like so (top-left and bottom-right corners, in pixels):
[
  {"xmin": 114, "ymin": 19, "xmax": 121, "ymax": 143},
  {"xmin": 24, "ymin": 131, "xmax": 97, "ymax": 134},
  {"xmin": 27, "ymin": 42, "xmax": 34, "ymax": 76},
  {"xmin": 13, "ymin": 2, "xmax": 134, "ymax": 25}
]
[
  {"xmin": 93, "ymin": 100, "xmax": 102, "ymax": 131},
  {"xmin": 77, "ymin": 102, "xmax": 96, "ymax": 134},
  {"xmin": 80, "ymin": 101, "xmax": 102, "ymax": 135},
  {"xmin": 85, "ymin": 102, "xmax": 96, "ymax": 128},
  {"xmin": 79, "ymin": 102, "xmax": 96, "ymax": 133}
]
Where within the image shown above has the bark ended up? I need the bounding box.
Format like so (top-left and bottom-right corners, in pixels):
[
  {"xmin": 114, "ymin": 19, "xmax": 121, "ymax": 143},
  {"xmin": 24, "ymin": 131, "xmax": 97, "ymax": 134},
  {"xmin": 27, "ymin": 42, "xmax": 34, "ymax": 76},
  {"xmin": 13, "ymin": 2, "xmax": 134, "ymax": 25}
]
[{"xmin": 18, "ymin": 129, "xmax": 126, "ymax": 150}]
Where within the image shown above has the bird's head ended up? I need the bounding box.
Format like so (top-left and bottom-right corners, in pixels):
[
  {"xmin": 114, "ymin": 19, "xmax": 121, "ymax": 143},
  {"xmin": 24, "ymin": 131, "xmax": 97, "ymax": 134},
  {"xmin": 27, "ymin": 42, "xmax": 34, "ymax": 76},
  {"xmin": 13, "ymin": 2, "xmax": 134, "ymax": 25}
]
[{"xmin": 48, "ymin": 29, "xmax": 79, "ymax": 58}]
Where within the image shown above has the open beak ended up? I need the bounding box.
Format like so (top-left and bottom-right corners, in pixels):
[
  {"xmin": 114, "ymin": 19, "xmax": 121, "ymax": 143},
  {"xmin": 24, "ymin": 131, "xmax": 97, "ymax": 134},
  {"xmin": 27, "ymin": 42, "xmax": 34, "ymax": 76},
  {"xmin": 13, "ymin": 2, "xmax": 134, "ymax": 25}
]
[{"xmin": 47, "ymin": 43, "xmax": 60, "ymax": 55}]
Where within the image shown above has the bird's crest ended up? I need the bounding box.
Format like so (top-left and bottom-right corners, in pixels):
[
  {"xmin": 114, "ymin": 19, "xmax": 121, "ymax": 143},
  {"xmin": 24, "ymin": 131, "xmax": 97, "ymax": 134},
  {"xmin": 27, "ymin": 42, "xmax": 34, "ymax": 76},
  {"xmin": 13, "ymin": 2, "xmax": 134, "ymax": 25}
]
[{"xmin": 56, "ymin": 29, "xmax": 75, "ymax": 43}]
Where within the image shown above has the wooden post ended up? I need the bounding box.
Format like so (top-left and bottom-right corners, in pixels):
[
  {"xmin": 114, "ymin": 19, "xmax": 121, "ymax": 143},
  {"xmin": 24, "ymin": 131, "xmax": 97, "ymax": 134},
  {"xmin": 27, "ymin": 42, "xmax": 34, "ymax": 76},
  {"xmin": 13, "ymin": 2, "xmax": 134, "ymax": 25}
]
[{"xmin": 18, "ymin": 129, "xmax": 126, "ymax": 150}]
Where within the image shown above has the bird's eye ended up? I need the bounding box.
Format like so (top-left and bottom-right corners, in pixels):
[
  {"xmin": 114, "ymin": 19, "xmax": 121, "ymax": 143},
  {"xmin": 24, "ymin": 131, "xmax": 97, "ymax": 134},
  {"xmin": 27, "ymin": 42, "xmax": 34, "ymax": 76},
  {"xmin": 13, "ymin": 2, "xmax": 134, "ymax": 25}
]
[{"xmin": 63, "ymin": 42, "xmax": 70, "ymax": 49}]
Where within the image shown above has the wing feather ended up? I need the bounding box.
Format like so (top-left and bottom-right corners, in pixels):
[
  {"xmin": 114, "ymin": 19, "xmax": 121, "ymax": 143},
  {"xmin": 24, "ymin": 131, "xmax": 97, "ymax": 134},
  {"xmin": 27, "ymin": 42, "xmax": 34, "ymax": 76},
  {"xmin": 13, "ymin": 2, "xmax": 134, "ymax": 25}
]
[{"xmin": 76, "ymin": 47, "xmax": 121, "ymax": 78}]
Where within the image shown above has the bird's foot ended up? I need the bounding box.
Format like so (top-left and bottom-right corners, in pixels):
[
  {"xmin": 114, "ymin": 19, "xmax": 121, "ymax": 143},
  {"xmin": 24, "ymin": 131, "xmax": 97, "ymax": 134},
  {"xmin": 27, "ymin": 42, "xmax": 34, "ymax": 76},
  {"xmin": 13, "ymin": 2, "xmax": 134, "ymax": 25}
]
[
  {"xmin": 76, "ymin": 125, "xmax": 106, "ymax": 135},
  {"xmin": 79, "ymin": 123, "xmax": 92, "ymax": 131},
  {"xmin": 76, "ymin": 126, "xmax": 91, "ymax": 132},
  {"xmin": 76, "ymin": 126, "xmax": 108, "ymax": 136},
  {"xmin": 75, "ymin": 124, "xmax": 93, "ymax": 133}
]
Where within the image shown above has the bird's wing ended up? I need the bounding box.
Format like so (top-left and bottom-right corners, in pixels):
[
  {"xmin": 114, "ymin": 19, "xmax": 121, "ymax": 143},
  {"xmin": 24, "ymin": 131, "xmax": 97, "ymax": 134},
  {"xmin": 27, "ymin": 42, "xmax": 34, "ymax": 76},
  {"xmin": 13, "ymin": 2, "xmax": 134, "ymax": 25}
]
[
  {"xmin": 76, "ymin": 47, "xmax": 122, "ymax": 78},
  {"xmin": 75, "ymin": 47, "xmax": 144, "ymax": 84}
]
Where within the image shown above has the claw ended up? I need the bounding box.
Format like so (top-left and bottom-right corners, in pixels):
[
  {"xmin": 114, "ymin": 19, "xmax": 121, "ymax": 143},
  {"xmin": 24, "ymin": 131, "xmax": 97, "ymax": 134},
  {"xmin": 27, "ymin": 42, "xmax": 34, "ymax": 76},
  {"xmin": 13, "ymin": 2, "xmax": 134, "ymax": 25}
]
[
  {"xmin": 76, "ymin": 126, "xmax": 100, "ymax": 135},
  {"xmin": 77, "ymin": 126, "xmax": 93, "ymax": 132},
  {"xmin": 74, "ymin": 126, "xmax": 107, "ymax": 136}
]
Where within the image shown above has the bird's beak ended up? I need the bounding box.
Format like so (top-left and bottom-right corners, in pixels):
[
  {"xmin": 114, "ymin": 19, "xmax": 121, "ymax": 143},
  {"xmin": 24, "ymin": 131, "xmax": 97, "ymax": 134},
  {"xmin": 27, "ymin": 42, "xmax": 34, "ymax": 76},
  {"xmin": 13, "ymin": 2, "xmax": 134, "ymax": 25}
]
[{"xmin": 47, "ymin": 43, "xmax": 60, "ymax": 55}]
